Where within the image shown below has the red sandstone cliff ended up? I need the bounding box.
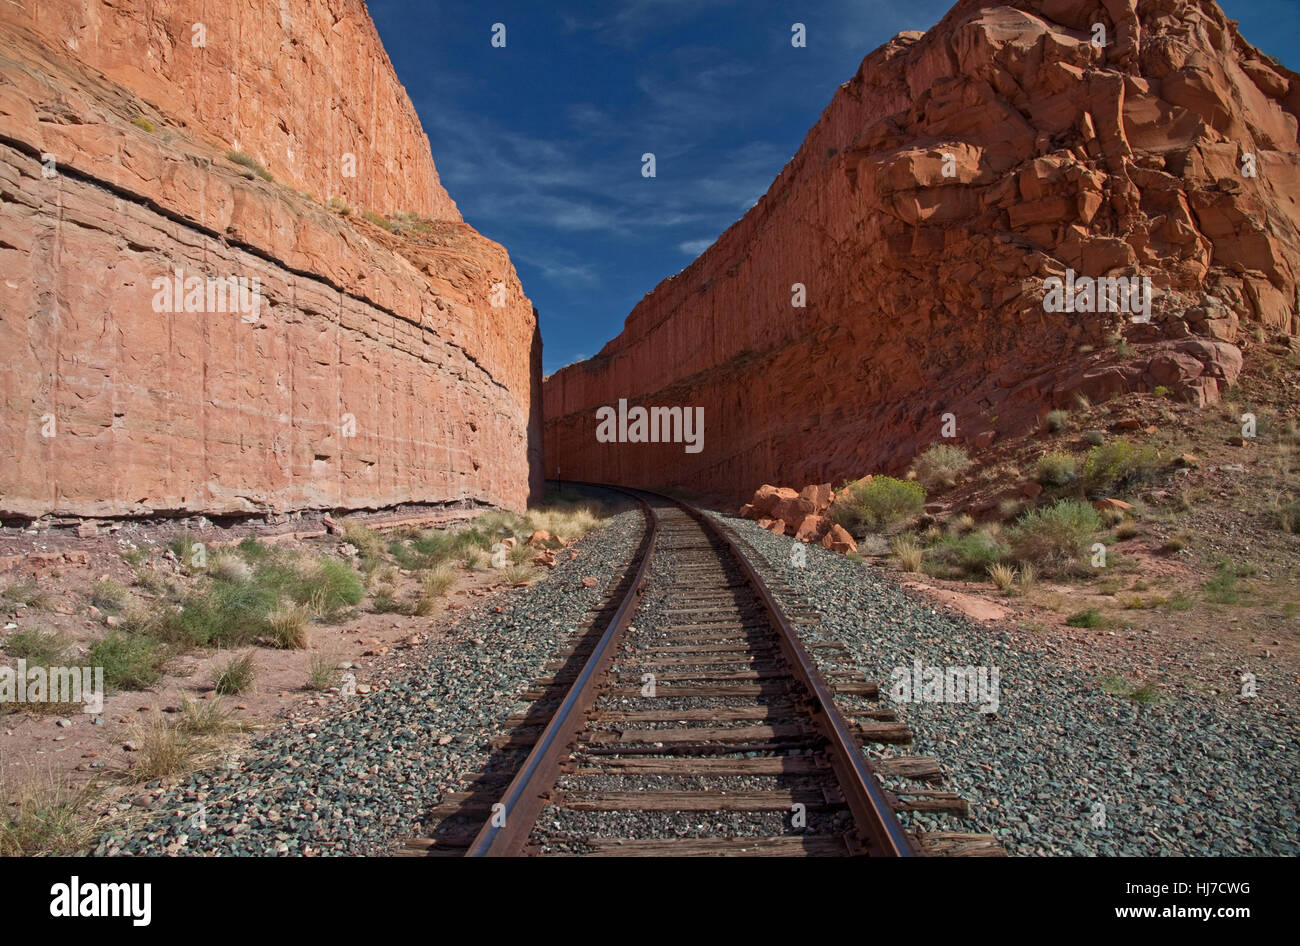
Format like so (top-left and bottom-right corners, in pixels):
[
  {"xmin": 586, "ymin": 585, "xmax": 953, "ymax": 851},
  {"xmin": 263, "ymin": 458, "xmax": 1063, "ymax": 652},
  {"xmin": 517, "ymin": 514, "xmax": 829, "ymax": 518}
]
[
  {"xmin": 543, "ymin": 0, "xmax": 1300, "ymax": 500},
  {"xmin": 0, "ymin": 2, "xmax": 543, "ymax": 518}
]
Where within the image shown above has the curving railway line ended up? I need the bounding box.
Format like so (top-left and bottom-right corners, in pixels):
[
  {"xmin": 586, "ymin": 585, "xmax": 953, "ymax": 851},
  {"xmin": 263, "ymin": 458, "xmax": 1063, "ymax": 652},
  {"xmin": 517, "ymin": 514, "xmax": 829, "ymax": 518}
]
[{"xmin": 402, "ymin": 486, "xmax": 1001, "ymax": 857}]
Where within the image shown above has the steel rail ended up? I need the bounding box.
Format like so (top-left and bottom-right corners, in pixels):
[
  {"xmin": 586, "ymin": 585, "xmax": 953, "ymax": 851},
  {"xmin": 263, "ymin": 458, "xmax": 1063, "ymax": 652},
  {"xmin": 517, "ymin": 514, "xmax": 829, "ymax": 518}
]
[
  {"xmin": 464, "ymin": 490, "xmax": 658, "ymax": 856},
  {"xmin": 464, "ymin": 483, "xmax": 915, "ymax": 856},
  {"xmin": 677, "ymin": 499, "xmax": 916, "ymax": 857}
]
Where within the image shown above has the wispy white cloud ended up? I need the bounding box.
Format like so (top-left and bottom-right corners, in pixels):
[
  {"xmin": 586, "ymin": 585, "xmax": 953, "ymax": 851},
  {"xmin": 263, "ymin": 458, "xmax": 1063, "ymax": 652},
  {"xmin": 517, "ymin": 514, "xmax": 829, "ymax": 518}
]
[{"xmin": 678, "ymin": 238, "xmax": 714, "ymax": 255}]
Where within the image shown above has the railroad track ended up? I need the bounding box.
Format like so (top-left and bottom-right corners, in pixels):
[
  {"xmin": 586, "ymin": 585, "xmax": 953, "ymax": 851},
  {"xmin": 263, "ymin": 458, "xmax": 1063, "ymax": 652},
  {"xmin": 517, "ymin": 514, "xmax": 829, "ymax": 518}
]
[{"xmin": 402, "ymin": 487, "xmax": 1001, "ymax": 857}]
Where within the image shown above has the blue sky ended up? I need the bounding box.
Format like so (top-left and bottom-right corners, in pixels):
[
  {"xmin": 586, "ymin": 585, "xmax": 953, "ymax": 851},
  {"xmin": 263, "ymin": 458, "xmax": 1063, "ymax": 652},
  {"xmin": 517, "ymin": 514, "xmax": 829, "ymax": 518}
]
[{"xmin": 368, "ymin": 0, "xmax": 1299, "ymax": 375}]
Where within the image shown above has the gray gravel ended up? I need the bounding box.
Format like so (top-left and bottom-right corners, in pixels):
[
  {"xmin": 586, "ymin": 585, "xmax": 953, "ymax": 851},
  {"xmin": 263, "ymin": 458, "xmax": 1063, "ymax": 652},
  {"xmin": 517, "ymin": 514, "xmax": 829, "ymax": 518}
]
[
  {"xmin": 94, "ymin": 500, "xmax": 644, "ymax": 856},
  {"xmin": 706, "ymin": 511, "xmax": 1299, "ymax": 857}
]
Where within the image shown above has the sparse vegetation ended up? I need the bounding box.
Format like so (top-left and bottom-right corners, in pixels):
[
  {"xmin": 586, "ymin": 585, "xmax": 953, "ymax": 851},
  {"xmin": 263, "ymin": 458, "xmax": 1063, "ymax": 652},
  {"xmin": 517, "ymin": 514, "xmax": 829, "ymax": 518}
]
[
  {"xmin": 267, "ymin": 603, "xmax": 310, "ymax": 649},
  {"xmin": 89, "ymin": 632, "xmax": 168, "ymax": 690},
  {"xmin": 830, "ymin": 477, "xmax": 926, "ymax": 533},
  {"xmin": 307, "ymin": 653, "xmax": 342, "ymax": 692},
  {"xmin": 225, "ymin": 150, "xmax": 273, "ymax": 182},
  {"xmin": 1204, "ymin": 560, "xmax": 1253, "ymax": 605},
  {"xmin": 890, "ymin": 535, "xmax": 923, "ymax": 573},
  {"xmin": 1066, "ymin": 608, "xmax": 1106, "ymax": 628},
  {"xmin": 1007, "ymin": 500, "xmax": 1102, "ymax": 575},
  {"xmin": 1036, "ymin": 452, "xmax": 1078, "ymax": 487},
  {"xmin": 90, "ymin": 578, "xmax": 128, "ymax": 613},
  {"xmin": 129, "ymin": 716, "xmax": 206, "ymax": 781},
  {"xmin": 1, "ymin": 582, "xmax": 51, "ymax": 610},
  {"xmin": 1045, "ymin": 409, "xmax": 1069, "ymax": 432},
  {"xmin": 0, "ymin": 778, "xmax": 101, "ymax": 856},
  {"xmin": 213, "ymin": 652, "xmax": 256, "ymax": 695},
  {"xmin": 1, "ymin": 628, "xmax": 69, "ymax": 665},
  {"xmin": 1018, "ymin": 562, "xmax": 1038, "ymax": 591},
  {"xmin": 923, "ymin": 530, "xmax": 1007, "ymax": 579},
  {"xmin": 1278, "ymin": 498, "xmax": 1300, "ymax": 533},
  {"xmin": 1081, "ymin": 439, "xmax": 1160, "ymax": 493},
  {"xmin": 910, "ymin": 444, "xmax": 972, "ymax": 490},
  {"xmin": 987, "ymin": 562, "xmax": 1017, "ymax": 593}
]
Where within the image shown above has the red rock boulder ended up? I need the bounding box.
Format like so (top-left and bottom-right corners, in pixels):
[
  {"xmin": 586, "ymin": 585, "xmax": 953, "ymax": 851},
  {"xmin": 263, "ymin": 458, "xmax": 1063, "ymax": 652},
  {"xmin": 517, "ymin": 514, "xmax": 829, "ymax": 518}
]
[{"xmin": 821, "ymin": 524, "xmax": 857, "ymax": 555}]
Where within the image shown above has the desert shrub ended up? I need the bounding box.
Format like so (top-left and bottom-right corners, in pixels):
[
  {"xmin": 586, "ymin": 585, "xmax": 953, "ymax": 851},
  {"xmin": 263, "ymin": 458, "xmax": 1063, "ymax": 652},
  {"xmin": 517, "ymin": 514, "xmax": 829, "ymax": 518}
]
[
  {"xmin": 1, "ymin": 582, "xmax": 51, "ymax": 609},
  {"xmin": 987, "ymin": 562, "xmax": 1017, "ymax": 592},
  {"xmin": 527, "ymin": 503, "xmax": 603, "ymax": 543},
  {"xmin": 1066, "ymin": 608, "xmax": 1105, "ymax": 628},
  {"xmin": 361, "ymin": 209, "xmax": 395, "ymax": 232},
  {"xmin": 922, "ymin": 531, "xmax": 1008, "ymax": 579},
  {"xmin": 1081, "ymin": 439, "xmax": 1160, "ymax": 493},
  {"xmin": 1036, "ymin": 452, "xmax": 1078, "ymax": 487},
  {"xmin": 225, "ymin": 150, "xmax": 273, "ymax": 181},
  {"xmin": 1044, "ymin": 410, "xmax": 1069, "ymax": 432},
  {"xmin": 213, "ymin": 652, "xmax": 256, "ymax": 695},
  {"xmin": 307, "ymin": 654, "xmax": 342, "ymax": 692},
  {"xmin": 890, "ymin": 535, "xmax": 923, "ymax": 573},
  {"xmin": 129, "ymin": 717, "xmax": 205, "ymax": 782},
  {"xmin": 1278, "ymin": 499, "xmax": 1300, "ymax": 534},
  {"xmin": 1007, "ymin": 500, "xmax": 1102, "ymax": 575},
  {"xmin": 2, "ymin": 629, "xmax": 68, "ymax": 665},
  {"xmin": 267, "ymin": 604, "xmax": 310, "ymax": 649},
  {"xmin": 0, "ymin": 779, "xmax": 101, "ymax": 856},
  {"xmin": 89, "ymin": 632, "xmax": 167, "ymax": 690},
  {"xmin": 130, "ymin": 116, "xmax": 154, "ymax": 132},
  {"xmin": 1204, "ymin": 560, "xmax": 1252, "ymax": 605},
  {"xmin": 1018, "ymin": 562, "xmax": 1038, "ymax": 591},
  {"xmin": 90, "ymin": 579, "xmax": 128, "ymax": 613},
  {"xmin": 342, "ymin": 521, "xmax": 386, "ymax": 565},
  {"xmin": 1084, "ymin": 430, "xmax": 1105, "ymax": 446},
  {"xmin": 236, "ymin": 537, "xmax": 269, "ymax": 562},
  {"xmin": 154, "ymin": 578, "xmax": 278, "ymax": 647},
  {"xmin": 830, "ymin": 477, "xmax": 926, "ymax": 533},
  {"xmin": 208, "ymin": 553, "xmax": 252, "ymax": 583},
  {"xmin": 414, "ymin": 563, "xmax": 458, "ymax": 615},
  {"xmin": 910, "ymin": 444, "xmax": 972, "ymax": 490}
]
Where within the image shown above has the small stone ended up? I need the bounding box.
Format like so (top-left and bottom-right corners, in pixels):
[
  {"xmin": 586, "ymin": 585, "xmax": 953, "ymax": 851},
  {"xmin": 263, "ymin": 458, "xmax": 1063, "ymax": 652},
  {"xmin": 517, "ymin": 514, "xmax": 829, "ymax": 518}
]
[{"xmin": 581, "ymin": 576, "xmax": 598, "ymax": 588}]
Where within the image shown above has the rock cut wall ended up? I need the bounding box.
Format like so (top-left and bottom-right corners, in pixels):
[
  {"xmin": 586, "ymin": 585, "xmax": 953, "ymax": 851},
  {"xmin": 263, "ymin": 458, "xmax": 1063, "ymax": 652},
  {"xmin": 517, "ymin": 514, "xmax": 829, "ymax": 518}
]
[
  {"xmin": 0, "ymin": 4, "xmax": 542, "ymax": 518},
  {"xmin": 543, "ymin": 0, "xmax": 1300, "ymax": 500}
]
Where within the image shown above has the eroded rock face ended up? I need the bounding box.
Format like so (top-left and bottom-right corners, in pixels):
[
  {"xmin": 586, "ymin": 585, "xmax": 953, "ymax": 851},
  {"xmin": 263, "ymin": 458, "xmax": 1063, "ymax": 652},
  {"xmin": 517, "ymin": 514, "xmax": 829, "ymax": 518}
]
[
  {"xmin": 544, "ymin": 0, "xmax": 1299, "ymax": 500},
  {"xmin": 0, "ymin": 0, "xmax": 456, "ymax": 221},
  {"xmin": 0, "ymin": 8, "xmax": 542, "ymax": 518}
]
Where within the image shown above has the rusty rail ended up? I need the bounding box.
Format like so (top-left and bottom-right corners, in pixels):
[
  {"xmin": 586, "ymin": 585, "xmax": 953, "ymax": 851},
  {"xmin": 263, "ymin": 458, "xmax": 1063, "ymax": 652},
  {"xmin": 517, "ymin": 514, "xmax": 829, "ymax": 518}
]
[
  {"xmin": 464, "ymin": 484, "xmax": 914, "ymax": 857},
  {"xmin": 464, "ymin": 490, "xmax": 658, "ymax": 856}
]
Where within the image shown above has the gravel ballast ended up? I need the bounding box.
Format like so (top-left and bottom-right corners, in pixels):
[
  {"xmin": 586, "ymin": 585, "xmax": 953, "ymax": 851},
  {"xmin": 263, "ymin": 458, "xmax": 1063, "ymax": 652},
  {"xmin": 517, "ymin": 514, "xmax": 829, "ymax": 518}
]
[
  {"xmin": 706, "ymin": 511, "xmax": 1299, "ymax": 857},
  {"xmin": 95, "ymin": 501, "xmax": 644, "ymax": 856}
]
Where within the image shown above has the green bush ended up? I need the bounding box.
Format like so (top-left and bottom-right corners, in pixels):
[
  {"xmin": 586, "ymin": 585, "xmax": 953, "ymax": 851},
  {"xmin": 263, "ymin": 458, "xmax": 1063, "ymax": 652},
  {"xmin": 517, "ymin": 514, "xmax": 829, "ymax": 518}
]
[
  {"xmin": 922, "ymin": 531, "xmax": 1008, "ymax": 579},
  {"xmin": 910, "ymin": 444, "xmax": 972, "ymax": 490},
  {"xmin": 1081, "ymin": 439, "xmax": 1159, "ymax": 493},
  {"xmin": 89, "ymin": 633, "xmax": 167, "ymax": 690},
  {"xmin": 153, "ymin": 579, "xmax": 278, "ymax": 647},
  {"xmin": 2, "ymin": 629, "xmax": 68, "ymax": 665},
  {"xmin": 1035, "ymin": 452, "xmax": 1078, "ymax": 487},
  {"xmin": 1044, "ymin": 410, "xmax": 1069, "ymax": 432},
  {"xmin": 1007, "ymin": 500, "xmax": 1102, "ymax": 575},
  {"xmin": 830, "ymin": 477, "xmax": 926, "ymax": 533},
  {"xmin": 1066, "ymin": 608, "xmax": 1106, "ymax": 628}
]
